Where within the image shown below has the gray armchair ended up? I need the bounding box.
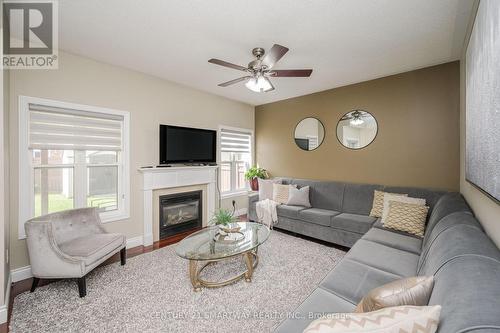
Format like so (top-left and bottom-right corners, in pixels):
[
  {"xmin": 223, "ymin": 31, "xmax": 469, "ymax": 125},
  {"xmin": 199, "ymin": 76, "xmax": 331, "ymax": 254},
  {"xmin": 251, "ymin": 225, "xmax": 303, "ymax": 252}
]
[{"xmin": 25, "ymin": 207, "xmax": 126, "ymax": 297}]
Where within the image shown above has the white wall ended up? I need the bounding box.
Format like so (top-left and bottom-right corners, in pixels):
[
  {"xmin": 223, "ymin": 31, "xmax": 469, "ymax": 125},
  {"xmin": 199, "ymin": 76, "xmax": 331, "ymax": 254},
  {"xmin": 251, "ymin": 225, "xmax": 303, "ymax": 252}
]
[
  {"xmin": 9, "ymin": 51, "xmax": 254, "ymax": 270},
  {"xmin": 0, "ymin": 0, "xmax": 11, "ymax": 321}
]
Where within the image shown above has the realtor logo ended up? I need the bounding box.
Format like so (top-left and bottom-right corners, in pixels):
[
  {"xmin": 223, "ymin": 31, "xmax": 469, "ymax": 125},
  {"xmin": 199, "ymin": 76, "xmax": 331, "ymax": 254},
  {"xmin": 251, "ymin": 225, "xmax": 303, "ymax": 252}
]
[{"xmin": 3, "ymin": 0, "xmax": 58, "ymax": 69}]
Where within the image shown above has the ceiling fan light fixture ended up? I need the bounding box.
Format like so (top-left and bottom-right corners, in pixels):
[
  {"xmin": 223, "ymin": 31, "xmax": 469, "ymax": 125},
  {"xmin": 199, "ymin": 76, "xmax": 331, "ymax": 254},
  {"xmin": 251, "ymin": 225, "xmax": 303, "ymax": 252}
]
[
  {"xmin": 210, "ymin": 44, "xmax": 312, "ymax": 91},
  {"xmin": 350, "ymin": 117, "xmax": 364, "ymax": 126},
  {"xmin": 245, "ymin": 76, "xmax": 273, "ymax": 93}
]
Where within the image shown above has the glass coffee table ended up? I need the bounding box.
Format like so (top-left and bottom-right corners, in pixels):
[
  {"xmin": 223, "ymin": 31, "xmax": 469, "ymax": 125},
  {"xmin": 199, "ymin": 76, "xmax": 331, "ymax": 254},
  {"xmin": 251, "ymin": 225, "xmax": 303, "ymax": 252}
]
[{"xmin": 175, "ymin": 222, "xmax": 270, "ymax": 291}]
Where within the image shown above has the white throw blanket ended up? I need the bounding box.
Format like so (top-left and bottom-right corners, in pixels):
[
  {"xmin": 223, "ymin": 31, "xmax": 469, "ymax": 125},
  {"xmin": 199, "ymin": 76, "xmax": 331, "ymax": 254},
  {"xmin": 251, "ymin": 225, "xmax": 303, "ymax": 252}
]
[{"xmin": 255, "ymin": 199, "xmax": 279, "ymax": 229}]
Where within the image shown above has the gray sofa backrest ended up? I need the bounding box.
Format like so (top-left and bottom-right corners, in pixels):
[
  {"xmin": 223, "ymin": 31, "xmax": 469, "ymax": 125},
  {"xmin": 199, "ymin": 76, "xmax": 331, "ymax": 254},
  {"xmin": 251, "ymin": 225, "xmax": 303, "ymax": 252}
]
[
  {"xmin": 423, "ymin": 192, "xmax": 473, "ymax": 247},
  {"xmin": 342, "ymin": 183, "xmax": 383, "ymax": 215},
  {"xmin": 418, "ymin": 212, "xmax": 483, "ymax": 271},
  {"xmin": 279, "ymin": 178, "xmax": 449, "ymax": 217},
  {"xmin": 27, "ymin": 207, "xmax": 104, "ymax": 245},
  {"xmin": 288, "ymin": 178, "xmax": 345, "ymax": 211},
  {"xmin": 414, "ymin": 206, "xmax": 500, "ymax": 333},
  {"xmin": 418, "ymin": 216, "xmax": 500, "ymax": 276},
  {"xmin": 428, "ymin": 256, "xmax": 500, "ymax": 333}
]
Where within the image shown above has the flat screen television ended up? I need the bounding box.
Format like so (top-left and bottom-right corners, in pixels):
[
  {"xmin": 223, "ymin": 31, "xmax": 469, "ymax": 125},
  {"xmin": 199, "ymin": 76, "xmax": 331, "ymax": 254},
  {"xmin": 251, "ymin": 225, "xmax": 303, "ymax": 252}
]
[{"xmin": 159, "ymin": 125, "xmax": 217, "ymax": 164}]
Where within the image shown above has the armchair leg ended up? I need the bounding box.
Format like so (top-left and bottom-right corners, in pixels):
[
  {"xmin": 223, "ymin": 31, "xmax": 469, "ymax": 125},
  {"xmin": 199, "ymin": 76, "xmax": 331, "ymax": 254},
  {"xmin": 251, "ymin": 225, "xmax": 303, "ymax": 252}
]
[
  {"xmin": 120, "ymin": 247, "xmax": 126, "ymax": 266},
  {"xmin": 30, "ymin": 277, "xmax": 40, "ymax": 293},
  {"xmin": 77, "ymin": 276, "xmax": 86, "ymax": 298}
]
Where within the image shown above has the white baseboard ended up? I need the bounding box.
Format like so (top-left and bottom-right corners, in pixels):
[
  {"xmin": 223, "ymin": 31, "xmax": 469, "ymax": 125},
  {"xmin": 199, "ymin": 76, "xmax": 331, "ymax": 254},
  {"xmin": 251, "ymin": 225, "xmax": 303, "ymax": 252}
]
[
  {"xmin": 143, "ymin": 233, "xmax": 153, "ymax": 246},
  {"xmin": 11, "ymin": 236, "xmax": 145, "ymax": 283},
  {"xmin": 234, "ymin": 208, "xmax": 248, "ymax": 217},
  {"xmin": 0, "ymin": 273, "xmax": 12, "ymax": 323},
  {"xmin": 11, "ymin": 265, "xmax": 32, "ymax": 283},
  {"xmin": 126, "ymin": 235, "xmax": 143, "ymax": 249}
]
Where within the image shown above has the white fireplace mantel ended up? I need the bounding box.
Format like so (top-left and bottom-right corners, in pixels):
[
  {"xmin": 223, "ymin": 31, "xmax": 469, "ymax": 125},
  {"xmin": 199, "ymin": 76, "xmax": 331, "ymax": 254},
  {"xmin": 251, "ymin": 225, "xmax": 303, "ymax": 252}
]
[{"xmin": 139, "ymin": 165, "xmax": 218, "ymax": 246}]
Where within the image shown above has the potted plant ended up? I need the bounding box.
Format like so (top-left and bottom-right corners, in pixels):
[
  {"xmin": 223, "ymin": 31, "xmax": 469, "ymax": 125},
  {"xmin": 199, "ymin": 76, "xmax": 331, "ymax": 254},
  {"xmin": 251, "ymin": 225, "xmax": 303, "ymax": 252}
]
[
  {"xmin": 244, "ymin": 166, "xmax": 268, "ymax": 191},
  {"xmin": 210, "ymin": 208, "xmax": 240, "ymax": 233}
]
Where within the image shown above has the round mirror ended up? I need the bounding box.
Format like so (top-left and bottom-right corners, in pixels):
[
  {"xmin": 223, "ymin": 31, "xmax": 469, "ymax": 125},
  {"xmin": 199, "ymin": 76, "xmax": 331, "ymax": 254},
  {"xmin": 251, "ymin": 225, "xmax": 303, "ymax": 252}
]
[
  {"xmin": 294, "ymin": 117, "xmax": 325, "ymax": 151},
  {"xmin": 336, "ymin": 110, "xmax": 378, "ymax": 149}
]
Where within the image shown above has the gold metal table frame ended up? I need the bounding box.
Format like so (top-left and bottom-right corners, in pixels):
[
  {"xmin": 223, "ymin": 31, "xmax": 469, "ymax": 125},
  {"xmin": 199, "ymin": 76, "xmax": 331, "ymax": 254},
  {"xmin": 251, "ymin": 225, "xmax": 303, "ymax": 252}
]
[{"xmin": 188, "ymin": 248, "xmax": 259, "ymax": 292}]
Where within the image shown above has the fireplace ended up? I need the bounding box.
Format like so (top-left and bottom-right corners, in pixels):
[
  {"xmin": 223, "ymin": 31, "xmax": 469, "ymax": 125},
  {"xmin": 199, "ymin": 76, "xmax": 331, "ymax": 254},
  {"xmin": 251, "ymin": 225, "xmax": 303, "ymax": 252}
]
[{"xmin": 159, "ymin": 190, "xmax": 202, "ymax": 239}]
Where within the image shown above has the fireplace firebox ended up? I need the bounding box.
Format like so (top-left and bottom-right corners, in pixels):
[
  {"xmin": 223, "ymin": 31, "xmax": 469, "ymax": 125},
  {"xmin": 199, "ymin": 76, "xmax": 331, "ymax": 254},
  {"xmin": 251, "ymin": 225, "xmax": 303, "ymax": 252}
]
[{"xmin": 159, "ymin": 191, "xmax": 202, "ymax": 239}]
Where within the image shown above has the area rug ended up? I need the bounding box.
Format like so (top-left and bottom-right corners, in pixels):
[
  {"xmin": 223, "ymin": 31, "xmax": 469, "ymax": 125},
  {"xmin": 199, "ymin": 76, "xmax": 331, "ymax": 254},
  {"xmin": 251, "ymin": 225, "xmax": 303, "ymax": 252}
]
[{"xmin": 10, "ymin": 231, "xmax": 345, "ymax": 333}]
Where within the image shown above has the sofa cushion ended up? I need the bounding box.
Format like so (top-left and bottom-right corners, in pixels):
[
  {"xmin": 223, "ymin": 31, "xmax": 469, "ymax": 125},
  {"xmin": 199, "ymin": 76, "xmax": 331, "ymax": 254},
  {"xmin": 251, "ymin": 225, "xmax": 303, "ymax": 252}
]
[
  {"xmin": 342, "ymin": 183, "xmax": 383, "ymax": 215},
  {"xmin": 320, "ymin": 258, "xmax": 403, "ymax": 304},
  {"xmin": 59, "ymin": 233, "xmax": 125, "ymax": 266},
  {"xmin": 276, "ymin": 205, "xmax": 306, "ymax": 219},
  {"xmin": 291, "ymin": 179, "xmax": 345, "ymax": 211},
  {"xmin": 346, "ymin": 240, "xmax": 419, "ymax": 277},
  {"xmin": 277, "ymin": 216, "xmax": 363, "ymax": 248},
  {"xmin": 331, "ymin": 213, "xmax": 376, "ymax": 234},
  {"xmin": 273, "ymin": 288, "xmax": 356, "ymax": 333},
  {"xmin": 362, "ymin": 228, "xmax": 422, "ymax": 255},
  {"xmin": 428, "ymin": 256, "xmax": 500, "ymax": 333},
  {"xmin": 298, "ymin": 208, "xmax": 340, "ymax": 227}
]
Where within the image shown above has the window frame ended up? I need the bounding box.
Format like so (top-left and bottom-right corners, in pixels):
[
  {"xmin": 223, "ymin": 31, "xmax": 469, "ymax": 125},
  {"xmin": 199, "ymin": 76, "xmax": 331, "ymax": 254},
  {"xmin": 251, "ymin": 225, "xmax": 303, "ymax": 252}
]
[
  {"xmin": 18, "ymin": 96, "xmax": 130, "ymax": 239},
  {"xmin": 218, "ymin": 125, "xmax": 254, "ymax": 199}
]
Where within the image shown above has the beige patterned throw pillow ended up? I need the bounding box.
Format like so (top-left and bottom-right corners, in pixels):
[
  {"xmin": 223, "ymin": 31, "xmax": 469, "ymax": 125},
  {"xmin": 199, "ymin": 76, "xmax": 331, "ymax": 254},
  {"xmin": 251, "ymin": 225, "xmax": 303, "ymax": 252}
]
[
  {"xmin": 381, "ymin": 194, "xmax": 426, "ymax": 224},
  {"xmin": 384, "ymin": 201, "xmax": 430, "ymax": 237},
  {"xmin": 272, "ymin": 184, "xmax": 295, "ymax": 204},
  {"xmin": 303, "ymin": 305, "xmax": 441, "ymax": 333},
  {"xmin": 369, "ymin": 190, "xmax": 407, "ymax": 218}
]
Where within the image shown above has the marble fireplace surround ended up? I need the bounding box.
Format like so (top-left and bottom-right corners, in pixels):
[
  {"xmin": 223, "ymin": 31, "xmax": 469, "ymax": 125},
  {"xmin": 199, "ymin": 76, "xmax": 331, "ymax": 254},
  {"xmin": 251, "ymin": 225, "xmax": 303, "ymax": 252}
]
[{"xmin": 139, "ymin": 166, "xmax": 218, "ymax": 246}]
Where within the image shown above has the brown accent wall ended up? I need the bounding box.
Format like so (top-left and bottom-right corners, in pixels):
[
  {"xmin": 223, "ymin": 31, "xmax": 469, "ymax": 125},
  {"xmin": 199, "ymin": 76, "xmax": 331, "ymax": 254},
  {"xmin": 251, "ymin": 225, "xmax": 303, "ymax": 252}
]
[{"xmin": 255, "ymin": 62, "xmax": 460, "ymax": 190}]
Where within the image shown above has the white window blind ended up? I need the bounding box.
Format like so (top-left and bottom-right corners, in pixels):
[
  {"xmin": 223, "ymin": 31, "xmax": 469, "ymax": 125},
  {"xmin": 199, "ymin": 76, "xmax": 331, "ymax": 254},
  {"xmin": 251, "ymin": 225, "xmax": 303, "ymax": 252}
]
[
  {"xmin": 28, "ymin": 104, "xmax": 123, "ymax": 151},
  {"xmin": 220, "ymin": 128, "xmax": 252, "ymax": 153}
]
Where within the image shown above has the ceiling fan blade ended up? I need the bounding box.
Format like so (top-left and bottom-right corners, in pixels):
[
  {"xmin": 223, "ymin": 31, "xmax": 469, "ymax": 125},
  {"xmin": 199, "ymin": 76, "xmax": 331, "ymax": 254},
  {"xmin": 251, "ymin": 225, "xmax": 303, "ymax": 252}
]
[
  {"xmin": 269, "ymin": 69, "xmax": 313, "ymax": 77},
  {"xmin": 208, "ymin": 58, "xmax": 248, "ymax": 72},
  {"xmin": 261, "ymin": 44, "xmax": 289, "ymax": 69},
  {"xmin": 218, "ymin": 76, "xmax": 251, "ymax": 87}
]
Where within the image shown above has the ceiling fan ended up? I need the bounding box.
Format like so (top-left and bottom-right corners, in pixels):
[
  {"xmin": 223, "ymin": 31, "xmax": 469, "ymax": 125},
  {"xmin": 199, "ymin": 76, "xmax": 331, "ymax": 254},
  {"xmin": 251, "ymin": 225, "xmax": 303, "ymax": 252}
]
[
  {"xmin": 341, "ymin": 110, "xmax": 372, "ymax": 126},
  {"xmin": 208, "ymin": 44, "xmax": 312, "ymax": 93}
]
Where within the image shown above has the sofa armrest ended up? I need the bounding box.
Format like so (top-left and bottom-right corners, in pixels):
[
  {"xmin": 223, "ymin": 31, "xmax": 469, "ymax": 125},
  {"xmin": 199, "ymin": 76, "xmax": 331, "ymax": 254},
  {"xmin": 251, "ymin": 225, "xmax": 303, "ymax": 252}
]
[
  {"xmin": 25, "ymin": 221, "xmax": 85, "ymax": 278},
  {"xmin": 248, "ymin": 192, "xmax": 259, "ymax": 204},
  {"xmin": 247, "ymin": 192, "xmax": 259, "ymax": 222}
]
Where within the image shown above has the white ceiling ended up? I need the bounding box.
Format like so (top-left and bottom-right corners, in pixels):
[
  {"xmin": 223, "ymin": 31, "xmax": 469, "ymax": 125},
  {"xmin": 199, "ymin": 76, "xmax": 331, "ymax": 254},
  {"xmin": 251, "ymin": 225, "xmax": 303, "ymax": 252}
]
[{"xmin": 56, "ymin": 0, "xmax": 473, "ymax": 106}]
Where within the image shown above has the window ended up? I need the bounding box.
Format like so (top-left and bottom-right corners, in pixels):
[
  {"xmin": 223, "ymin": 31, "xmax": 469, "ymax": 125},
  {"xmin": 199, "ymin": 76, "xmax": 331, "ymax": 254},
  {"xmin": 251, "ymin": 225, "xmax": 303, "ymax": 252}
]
[
  {"xmin": 219, "ymin": 127, "xmax": 253, "ymax": 196},
  {"xmin": 18, "ymin": 96, "xmax": 130, "ymax": 239}
]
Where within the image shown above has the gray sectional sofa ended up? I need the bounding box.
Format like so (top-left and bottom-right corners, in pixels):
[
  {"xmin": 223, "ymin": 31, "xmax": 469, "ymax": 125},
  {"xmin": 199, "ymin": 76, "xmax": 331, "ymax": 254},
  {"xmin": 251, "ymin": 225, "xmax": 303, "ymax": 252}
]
[{"xmin": 248, "ymin": 178, "xmax": 500, "ymax": 333}]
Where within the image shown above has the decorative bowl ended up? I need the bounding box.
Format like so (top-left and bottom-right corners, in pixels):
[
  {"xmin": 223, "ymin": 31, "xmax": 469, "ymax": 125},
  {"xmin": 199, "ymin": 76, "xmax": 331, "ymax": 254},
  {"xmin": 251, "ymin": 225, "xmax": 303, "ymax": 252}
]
[{"xmin": 219, "ymin": 224, "xmax": 241, "ymax": 234}]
